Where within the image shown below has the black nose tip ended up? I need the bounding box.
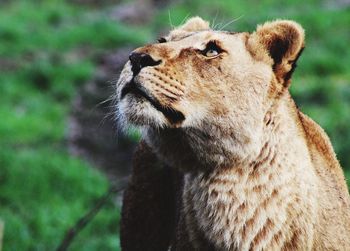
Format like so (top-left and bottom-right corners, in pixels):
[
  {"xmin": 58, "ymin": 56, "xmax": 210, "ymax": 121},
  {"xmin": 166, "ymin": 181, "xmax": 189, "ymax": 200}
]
[{"xmin": 129, "ymin": 52, "xmax": 161, "ymax": 75}]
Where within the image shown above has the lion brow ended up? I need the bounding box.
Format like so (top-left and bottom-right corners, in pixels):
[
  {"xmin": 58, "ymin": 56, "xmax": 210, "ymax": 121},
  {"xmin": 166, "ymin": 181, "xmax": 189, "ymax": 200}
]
[
  {"xmin": 169, "ymin": 32, "xmax": 198, "ymax": 42},
  {"xmin": 220, "ymin": 31, "xmax": 238, "ymax": 35}
]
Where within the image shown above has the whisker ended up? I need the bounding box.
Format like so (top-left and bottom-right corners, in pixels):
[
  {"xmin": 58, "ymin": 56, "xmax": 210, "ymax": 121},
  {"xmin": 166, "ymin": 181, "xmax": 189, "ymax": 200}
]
[
  {"xmin": 180, "ymin": 13, "xmax": 191, "ymax": 26},
  {"xmin": 213, "ymin": 21, "xmax": 223, "ymax": 30},
  {"xmin": 211, "ymin": 11, "xmax": 220, "ymax": 29},
  {"xmin": 95, "ymin": 96, "xmax": 115, "ymax": 108},
  {"xmin": 219, "ymin": 15, "xmax": 244, "ymax": 31},
  {"xmin": 168, "ymin": 10, "xmax": 175, "ymax": 28}
]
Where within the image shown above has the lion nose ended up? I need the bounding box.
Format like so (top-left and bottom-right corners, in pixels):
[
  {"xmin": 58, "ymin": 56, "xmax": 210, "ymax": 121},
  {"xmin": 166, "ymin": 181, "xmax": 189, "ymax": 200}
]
[{"xmin": 129, "ymin": 52, "xmax": 161, "ymax": 75}]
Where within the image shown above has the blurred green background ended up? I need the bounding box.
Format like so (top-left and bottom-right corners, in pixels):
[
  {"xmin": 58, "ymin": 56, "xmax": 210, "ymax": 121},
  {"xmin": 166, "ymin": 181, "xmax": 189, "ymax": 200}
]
[{"xmin": 0, "ymin": 0, "xmax": 349, "ymax": 250}]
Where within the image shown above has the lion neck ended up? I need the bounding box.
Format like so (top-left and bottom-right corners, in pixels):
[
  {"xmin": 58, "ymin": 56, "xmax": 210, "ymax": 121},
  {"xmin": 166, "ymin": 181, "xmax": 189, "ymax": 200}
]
[
  {"xmin": 145, "ymin": 94, "xmax": 317, "ymax": 249},
  {"xmin": 180, "ymin": 95, "xmax": 318, "ymax": 250},
  {"xmin": 144, "ymin": 118, "xmax": 262, "ymax": 173},
  {"xmin": 144, "ymin": 94, "xmax": 286, "ymax": 171}
]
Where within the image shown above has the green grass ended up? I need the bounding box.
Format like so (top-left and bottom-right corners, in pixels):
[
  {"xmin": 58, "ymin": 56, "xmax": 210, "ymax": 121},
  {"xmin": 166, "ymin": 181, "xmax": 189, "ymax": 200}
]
[
  {"xmin": 0, "ymin": 0, "xmax": 151, "ymax": 250},
  {"xmin": 0, "ymin": 148, "xmax": 119, "ymax": 250},
  {"xmin": 1, "ymin": 0, "xmax": 350, "ymax": 249}
]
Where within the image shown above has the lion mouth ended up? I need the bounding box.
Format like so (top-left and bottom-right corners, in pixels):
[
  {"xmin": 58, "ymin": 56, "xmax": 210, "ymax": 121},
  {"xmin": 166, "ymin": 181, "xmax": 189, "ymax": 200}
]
[{"xmin": 120, "ymin": 80, "xmax": 185, "ymax": 125}]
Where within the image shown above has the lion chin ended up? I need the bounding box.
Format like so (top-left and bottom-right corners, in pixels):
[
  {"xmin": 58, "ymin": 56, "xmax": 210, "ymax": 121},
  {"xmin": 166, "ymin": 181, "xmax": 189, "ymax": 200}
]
[{"xmin": 117, "ymin": 16, "xmax": 350, "ymax": 251}]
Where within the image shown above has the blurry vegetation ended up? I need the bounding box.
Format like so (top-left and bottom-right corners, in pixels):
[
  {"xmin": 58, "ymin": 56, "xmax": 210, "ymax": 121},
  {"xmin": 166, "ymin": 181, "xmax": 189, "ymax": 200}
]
[
  {"xmin": 0, "ymin": 0, "xmax": 349, "ymax": 250},
  {"xmin": 0, "ymin": 0, "xmax": 150, "ymax": 250}
]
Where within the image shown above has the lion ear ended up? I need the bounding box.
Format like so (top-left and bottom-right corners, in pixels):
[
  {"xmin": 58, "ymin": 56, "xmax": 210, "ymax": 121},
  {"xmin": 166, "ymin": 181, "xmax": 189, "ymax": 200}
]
[
  {"xmin": 248, "ymin": 20, "xmax": 305, "ymax": 83},
  {"xmin": 177, "ymin": 16, "xmax": 210, "ymax": 32}
]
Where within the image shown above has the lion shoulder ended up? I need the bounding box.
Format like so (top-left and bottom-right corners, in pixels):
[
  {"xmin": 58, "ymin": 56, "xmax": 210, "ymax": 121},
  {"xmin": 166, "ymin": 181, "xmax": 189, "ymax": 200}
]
[{"xmin": 298, "ymin": 111, "xmax": 349, "ymax": 196}]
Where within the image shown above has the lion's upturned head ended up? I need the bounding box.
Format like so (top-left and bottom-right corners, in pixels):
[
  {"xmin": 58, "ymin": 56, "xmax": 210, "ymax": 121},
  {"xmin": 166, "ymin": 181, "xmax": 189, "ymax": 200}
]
[{"xmin": 116, "ymin": 17, "xmax": 305, "ymax": 169}]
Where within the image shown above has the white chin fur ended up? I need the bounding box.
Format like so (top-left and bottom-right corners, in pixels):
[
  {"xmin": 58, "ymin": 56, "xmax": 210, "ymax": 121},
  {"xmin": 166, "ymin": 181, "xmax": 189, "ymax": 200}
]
[{"xmin": 117, "ymin": 94, "xmax": 167, "ymax": 130}]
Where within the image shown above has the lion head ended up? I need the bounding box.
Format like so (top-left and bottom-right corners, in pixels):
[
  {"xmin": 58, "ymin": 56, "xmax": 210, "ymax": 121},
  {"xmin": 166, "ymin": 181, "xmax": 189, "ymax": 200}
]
[{"xmin": 116, "ymin": 17, "xmax": 305, "ymax": 169}]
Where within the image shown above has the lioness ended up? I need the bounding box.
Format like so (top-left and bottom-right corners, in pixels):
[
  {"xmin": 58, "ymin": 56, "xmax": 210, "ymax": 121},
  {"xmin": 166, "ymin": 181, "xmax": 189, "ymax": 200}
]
[{"xmin": 116, "ymin": 17, "xmax": 350, "ymax": 250}]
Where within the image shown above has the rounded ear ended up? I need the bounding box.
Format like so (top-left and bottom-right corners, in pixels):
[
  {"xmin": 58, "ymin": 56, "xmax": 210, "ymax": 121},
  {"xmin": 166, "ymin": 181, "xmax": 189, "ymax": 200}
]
[
  {"xmin": 177, "ymin": 16, "xmax": 210, "ymax": 32},
  {"xmin": 248, "ymin": 20, "xmax": 305, "ymax": 84},
  {"xmin": 168, "ymin": 16, "xmax": 210, "ymax": 41}
]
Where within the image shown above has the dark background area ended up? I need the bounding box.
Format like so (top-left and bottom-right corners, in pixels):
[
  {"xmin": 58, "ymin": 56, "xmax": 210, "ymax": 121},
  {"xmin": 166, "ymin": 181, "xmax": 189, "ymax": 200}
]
[{"xmin": 0, "ymin": 0, "xmax": 349, "ymax": 250}]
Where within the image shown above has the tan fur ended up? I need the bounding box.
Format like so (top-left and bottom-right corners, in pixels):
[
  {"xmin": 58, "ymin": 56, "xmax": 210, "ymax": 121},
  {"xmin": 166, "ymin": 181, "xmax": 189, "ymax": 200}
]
[{"xmin": 117, "ymin": 17, "xmax": 350, "ymax": 250}]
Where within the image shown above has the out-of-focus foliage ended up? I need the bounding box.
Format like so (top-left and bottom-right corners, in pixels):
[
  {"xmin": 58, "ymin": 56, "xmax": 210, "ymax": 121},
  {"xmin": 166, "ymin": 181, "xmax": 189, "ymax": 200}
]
[
  {"xmin": 0, "ymin": 0, "xmax": 150, "ymax": 250},
  {"xmin": 0, "ymin": 0, "xmax": 349, "ymax": 250},
  {"xmin": 0, "ymin": 148, "xmax": 120, "ymax": 250}
]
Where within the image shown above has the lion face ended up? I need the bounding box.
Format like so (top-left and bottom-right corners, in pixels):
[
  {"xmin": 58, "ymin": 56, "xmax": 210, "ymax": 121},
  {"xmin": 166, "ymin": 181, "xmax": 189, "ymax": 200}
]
[
  {"xmin": 117, "ymin": 26, "xmax": 270, "ymax": 129},
  {"xmin": 116, "ymin": 17, "xmax": 304, "ymax": 168}
]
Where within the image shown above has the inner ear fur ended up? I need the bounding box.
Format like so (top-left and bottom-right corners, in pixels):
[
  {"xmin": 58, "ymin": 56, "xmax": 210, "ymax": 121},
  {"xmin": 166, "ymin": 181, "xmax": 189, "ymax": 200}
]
[{"xmin": 248, "ymin": 20, "xmax": 305, "ymax": 84}]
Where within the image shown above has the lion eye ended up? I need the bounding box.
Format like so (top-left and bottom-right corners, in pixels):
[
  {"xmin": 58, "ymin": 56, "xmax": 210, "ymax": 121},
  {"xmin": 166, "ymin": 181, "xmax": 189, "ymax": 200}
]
[
  {"xmin": 205, "ymin": 49, "xmax": 219, "ymax": 57},
  {"xmin": 202, "ymin": 41, "xmax": 223, "ymax": 58},
  {"xmin": 157, "ymin": 37, "xmax": 167, "ymax": 43}
]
